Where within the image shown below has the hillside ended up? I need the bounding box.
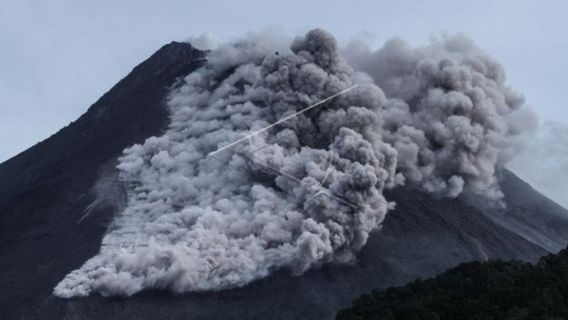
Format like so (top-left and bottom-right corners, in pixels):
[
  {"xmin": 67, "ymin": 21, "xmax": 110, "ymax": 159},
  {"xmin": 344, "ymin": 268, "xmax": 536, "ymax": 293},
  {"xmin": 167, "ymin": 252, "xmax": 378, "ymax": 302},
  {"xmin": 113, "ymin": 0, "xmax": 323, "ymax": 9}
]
[{"xmin": 337, "ymin": 246, "xmax": 568, "ymax": 320}]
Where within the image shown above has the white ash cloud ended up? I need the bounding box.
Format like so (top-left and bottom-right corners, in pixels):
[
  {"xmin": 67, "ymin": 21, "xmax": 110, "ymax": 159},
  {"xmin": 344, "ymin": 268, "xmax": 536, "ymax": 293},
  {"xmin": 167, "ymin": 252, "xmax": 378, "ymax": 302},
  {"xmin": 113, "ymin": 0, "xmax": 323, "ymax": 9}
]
[
  {"xmin": 184, "ymin": 32, "xmax": 221, "ymax": 51},
  {"xmin": 54, "ymin": 29, "xmax": 534, "ymax": 298},
  {"xmin": 345, "ymin": 35, "xmax": 536, "ymax": 199},
  {"xmin": 54, "ymin": 29, "xmax": 397, "ymax": 298}
]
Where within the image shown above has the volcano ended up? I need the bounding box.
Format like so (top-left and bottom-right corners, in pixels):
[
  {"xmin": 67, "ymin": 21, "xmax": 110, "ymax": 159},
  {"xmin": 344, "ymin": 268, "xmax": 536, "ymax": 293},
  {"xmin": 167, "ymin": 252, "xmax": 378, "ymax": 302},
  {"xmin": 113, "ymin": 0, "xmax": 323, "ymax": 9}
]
[{"xmin": 1, "ymin": 41, "xmax": 567, "ymax": 320}]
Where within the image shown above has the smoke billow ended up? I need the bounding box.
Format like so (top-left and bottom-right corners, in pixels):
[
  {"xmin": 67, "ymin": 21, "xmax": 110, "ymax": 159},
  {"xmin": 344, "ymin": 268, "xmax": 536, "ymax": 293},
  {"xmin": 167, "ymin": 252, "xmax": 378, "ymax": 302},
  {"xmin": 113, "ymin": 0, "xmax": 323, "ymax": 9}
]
[
  {"xmin": 346, "ymin": 35, "xmax": 535, "ymax": 199},
  {"xmin": 54, "ymin": 29, "xmax": 534, "ymax": 298}
]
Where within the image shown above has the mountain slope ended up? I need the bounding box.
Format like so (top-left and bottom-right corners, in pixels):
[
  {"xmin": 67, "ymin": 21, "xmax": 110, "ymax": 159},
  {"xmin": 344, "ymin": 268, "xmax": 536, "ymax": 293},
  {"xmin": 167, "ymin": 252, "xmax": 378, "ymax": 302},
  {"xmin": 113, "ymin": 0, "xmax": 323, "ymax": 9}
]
[
  {"xmin": 0, "ymin": 42, "xmax": 205, "ymax": 319},
  {"xmin": 0, "ymin": 42, "xmax": 565, "ymax": 320},
  {"xmin": 479, "ymin": 170, "xmax": 568, "ymax": 253}
]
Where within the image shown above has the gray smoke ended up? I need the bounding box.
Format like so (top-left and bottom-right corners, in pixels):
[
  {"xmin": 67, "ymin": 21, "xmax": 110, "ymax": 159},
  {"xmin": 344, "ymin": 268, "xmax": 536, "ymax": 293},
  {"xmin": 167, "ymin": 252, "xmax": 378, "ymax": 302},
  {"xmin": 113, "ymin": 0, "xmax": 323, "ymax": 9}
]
[
  {"xmin": 54, "ymin": 29, "xmax": 534, "ymax": 298},
  {"xmin": 346, "ymin": 35, "xmax": 536, "ymax": 199}
]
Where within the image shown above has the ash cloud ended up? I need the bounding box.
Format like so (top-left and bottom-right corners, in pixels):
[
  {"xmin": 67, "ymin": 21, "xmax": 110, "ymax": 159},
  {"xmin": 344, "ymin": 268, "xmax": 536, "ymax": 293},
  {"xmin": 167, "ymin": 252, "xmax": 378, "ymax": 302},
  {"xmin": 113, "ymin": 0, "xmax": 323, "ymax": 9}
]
[
  {"xmin": 54, "ymin": 29, "xmax": 534, "ymax": 298},
  {"xmin": 346, "ymin": 35, "xmax": 536, "ymax": 199},
  {"xmin": 184, "ymin": 32, "xmax": 221, "ymax": 51}
]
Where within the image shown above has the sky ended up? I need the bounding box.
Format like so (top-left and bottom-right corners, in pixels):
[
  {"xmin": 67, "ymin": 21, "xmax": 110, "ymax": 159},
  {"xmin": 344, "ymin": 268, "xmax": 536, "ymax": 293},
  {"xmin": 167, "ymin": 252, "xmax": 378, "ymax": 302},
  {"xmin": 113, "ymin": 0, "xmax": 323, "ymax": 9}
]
[{"xmin": 0, "ymin": 0, "xmax": 566, "ymax": 206}]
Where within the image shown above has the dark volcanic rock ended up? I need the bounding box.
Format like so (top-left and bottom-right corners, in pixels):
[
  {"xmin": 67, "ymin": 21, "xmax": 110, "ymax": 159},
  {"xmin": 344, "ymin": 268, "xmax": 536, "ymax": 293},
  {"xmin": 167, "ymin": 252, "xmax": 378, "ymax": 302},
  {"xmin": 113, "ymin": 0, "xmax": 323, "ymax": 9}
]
[
  {"xmin": 0, "ymin": 42, "xmax": 205, "ymax": 320},
  {"xmin": 479, "ymin": 170, "xmax": 568, "ymax": 253},
  {"xmin": 0, "ymin": 42, "xmax": 564, "ymax": 320}
]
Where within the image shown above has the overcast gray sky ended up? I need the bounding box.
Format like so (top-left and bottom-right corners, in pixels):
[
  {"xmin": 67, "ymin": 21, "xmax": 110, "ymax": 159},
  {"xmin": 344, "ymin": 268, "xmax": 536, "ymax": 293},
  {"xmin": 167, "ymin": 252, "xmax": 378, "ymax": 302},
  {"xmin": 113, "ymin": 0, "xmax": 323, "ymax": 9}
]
[{"xmin": 0, "ymin": 0, "xmax": 566, "ymax": 206}]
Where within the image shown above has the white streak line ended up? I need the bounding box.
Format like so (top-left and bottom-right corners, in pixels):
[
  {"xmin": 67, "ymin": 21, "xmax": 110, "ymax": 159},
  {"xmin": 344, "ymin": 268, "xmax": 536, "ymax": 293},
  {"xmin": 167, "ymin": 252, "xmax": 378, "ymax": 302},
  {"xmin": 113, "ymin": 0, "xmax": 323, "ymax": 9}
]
[
  {"xmin": 244, "ymin": 153, "xmax": 358, "ymax": 209},
  {"xmin": 320, "ymin": 191, "xmax": 358, "ymax": 209},
  {"xmin": 307, "ymin": 190, "xmax": 357, "ymax": 208},
  {"xmin": 321, "ymin": 168, "xmax": 332, "ymax": 186},
  {"xmin": 242, "ymin": 153, "xmax": 303, "ymax": 183},
  {"xmin": 250, "ymin": 143, "xmax": 272, "ymax": 154},
  {"xmin": 208, "ymin": 84, "xmax": 358, "ymax": 156},
  {"xmin": 77, "ymin": 200, "xmax": 99, "ymax": 224}
]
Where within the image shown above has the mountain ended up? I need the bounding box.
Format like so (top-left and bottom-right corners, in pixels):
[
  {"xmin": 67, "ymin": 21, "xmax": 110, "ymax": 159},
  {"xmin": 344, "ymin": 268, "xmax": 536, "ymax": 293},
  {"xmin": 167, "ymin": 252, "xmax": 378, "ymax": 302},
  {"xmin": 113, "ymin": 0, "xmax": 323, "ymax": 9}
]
[
  {"xmin": 337, "ymin": 245, "xmax": 568, "ymax": 320},
  {"xmin": 0, "ymin": 42, "xmax": 566, "ymax": 320},
  {"xmin": 478, "ymin": 170, "xmax": 568, "ymax": 253}
]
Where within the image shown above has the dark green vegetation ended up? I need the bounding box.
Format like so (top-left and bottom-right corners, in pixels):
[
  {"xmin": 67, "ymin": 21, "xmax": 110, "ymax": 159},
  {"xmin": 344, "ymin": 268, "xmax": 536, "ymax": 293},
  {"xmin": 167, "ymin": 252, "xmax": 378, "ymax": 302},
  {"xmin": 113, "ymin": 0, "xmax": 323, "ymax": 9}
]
[{"xmin": 338, "ymin": 246, "xmax": 568, "ymax": 320}]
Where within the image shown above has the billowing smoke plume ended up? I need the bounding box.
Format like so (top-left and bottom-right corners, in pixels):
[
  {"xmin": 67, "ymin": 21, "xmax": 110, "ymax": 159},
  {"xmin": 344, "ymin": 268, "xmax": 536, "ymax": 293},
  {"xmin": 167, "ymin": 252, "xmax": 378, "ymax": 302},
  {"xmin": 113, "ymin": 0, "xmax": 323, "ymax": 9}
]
[
  {"xmin": 54, "ymin": 29, "xmax": 534, "ymax": 298},
  {"xmin": 346, "ymin": 35, "xmax": 535, "ymax": 198}
]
